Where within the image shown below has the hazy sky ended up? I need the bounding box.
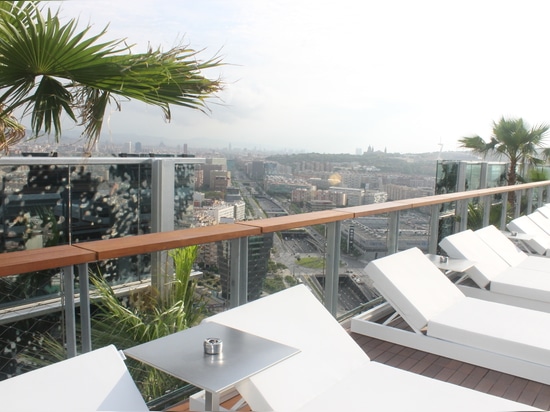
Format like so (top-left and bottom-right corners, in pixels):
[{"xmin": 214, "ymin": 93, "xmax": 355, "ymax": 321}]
[{"xmin": 50, "ymin": 1, "xmax": 550, "ymax": 154}]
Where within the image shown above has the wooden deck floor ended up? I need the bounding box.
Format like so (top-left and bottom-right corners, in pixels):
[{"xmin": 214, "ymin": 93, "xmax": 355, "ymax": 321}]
[{"xmin": 348, "ymin": 328, "xmax": 550, "ymax": 411}]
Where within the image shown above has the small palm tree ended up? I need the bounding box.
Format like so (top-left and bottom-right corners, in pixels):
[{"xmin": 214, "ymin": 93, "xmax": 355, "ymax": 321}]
[
  {"xmin": 0, "ymin": 2, "xmax": 223, "ymax": 152},
  {"xmin": 19, "ymin": 245, "xmax": 205, "ymax": 401},
  {"xmin": 459, "ymin": 117, "xmax": 550, "ymax": 187},
  {"xmin": 459, "ymin": 117, "xmax": 550, "ymax": 206}
]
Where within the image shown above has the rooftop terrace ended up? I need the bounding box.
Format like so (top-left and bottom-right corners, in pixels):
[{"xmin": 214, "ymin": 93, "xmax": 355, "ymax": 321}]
[{"xmin": 1, "ymin": 162, "xmax": 550, "ymax": 410}]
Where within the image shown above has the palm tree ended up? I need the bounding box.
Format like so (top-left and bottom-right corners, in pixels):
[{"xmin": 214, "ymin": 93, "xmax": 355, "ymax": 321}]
[
  {"xmin": 0, "ymin": 2, "xmax": 223, "ymax": 153},
  {"xmin": 459, "ymin": 117, "xmax": 550, "ymax": 188}
]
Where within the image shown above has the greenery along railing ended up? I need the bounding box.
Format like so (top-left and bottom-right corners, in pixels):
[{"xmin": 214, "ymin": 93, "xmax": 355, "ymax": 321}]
[{"xmin": 1, "ymin": 179, "xmax": 550, "ymax": 365}]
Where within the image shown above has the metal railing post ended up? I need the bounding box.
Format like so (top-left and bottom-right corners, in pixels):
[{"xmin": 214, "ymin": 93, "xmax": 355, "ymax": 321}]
[
  {"xmin": 526, "ymin": 188, "xmax": 533, "ymax": 213},
  {"xmin": 428, "ymin": 204, "xmax": 439, "ymax": 254},
  {"xmin": 455, "ymin": 200, "xmax": 468, "ymax": 232},
  {"xmin": 151, "ymin": 159, "xmax": 175, "ymax": 298},
  {"xmin": 230, "ymin": 237, "xmax": 248, "ymax": 308},
  {"xmin": 514, "ymin": 190, "xmax": 522, "ymax": 218},
  {"xmin": 78, "ymin": 263, "xmax": 92, "ymax": 353},
  {"xmin": 324, "ymin": 221, "xmax": 341, "ymax": 317},
  {"xmin": 62, "ymin": 265, "xmax": 77, "ymax": 358},
  {"xmin": 482, "ymin": 196, "xmax": 491, "ymax": 228},
  {"xmin": 499, "ymin": 192, "xmax": 508, "ymax": 230},
  {"xmin": 387, "ymin": 211, "xmax": 400, "ymax": 254}
]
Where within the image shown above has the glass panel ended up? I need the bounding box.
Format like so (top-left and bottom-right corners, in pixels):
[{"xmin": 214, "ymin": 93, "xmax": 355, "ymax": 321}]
[
  {"xmin": 174, "ymin": 163, "xmax": 196, "ymax": 229},
  {"xmin": 464, "ymin": 163, "xmax": 482, "ymax": 191},
  {"xmin": 0, "ymin": 164, "xmax": 68, "ymax": 252}
]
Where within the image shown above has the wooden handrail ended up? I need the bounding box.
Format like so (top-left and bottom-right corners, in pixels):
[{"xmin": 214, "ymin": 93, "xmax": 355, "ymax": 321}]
[
  {"xmin": 73, "ymin": 224, "xmax": 261, "ymax": 261},
  {"xmin": 0, "ymin": 246, "xmax": 95, "ymax": 277},
  {"xmin": 240, "ymin": 210, "xmax": 354, "ymax": 233},
  {"xmin": 0, "ymin": 180, "xmax": 548, "ymax": 278}
]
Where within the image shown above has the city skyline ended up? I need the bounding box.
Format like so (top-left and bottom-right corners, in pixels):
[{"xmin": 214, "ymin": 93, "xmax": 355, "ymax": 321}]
[{"xmin": 41, "ymin": 1, "xmax": 550, "ymax": 155}]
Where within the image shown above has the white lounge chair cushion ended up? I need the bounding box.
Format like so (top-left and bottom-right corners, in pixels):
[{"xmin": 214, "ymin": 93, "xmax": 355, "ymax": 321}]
[
  {"xmin": 491, "ymin": 267, "xmax": 550, "ymax": 302},
  {"xmin": 204, "ymin": 285, "xmax": 370, "ymax": 411},
  {"xmin": 0, "ymin": 344, "xmax": 148, "ymax": 411},
  {"xmin": 366, "ymin": 247, "xmax": 465, "ymax": 331},
  {"xmin": 428, "ymin": 297, "xmax": 550, "ymax": 368},
  {"xmin": 439, "ymin": 229, "xmax": 510, "ymax": 287}
]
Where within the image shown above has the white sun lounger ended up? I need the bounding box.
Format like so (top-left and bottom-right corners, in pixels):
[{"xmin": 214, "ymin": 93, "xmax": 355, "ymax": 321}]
[
  {"xmin": 439, "ymin": 227, "xmax": 550, "ymax": 311},
  {"xmin": 351, "ymin": 247, "xmax": 550, "ymax": 386},
  {"xmin": 507, "ymin": 214, "xmax": 550, "ymax": 255},
  {"xmin": 190, "ymin": 285, "xmax": 535, "ymax": 411},
  {"xmin": 475, "ymin": 225, "xmax": 550, "ymax": 271},
  {"xmin": 535, "ymin": 204, "xmax": 550, "ymax": 219},
  {"xmin": 0, "ymin": 344, "xmax": 148, "ymax": 411},
  {"xmin": 528, "ymin": 210, "xmax": 550, "ymax": 235}
]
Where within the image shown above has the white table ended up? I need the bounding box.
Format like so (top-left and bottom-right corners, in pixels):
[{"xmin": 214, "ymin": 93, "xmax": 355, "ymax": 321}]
[
  {"xmin": 501, "ymin": 230, "xmax": 537, "ymax": 254},
  {"xmin": 425, "ymin": 254, "xmax": 474, "ymax": 279},
  {"xmin": 125, "ymin": 322, "xmax": 299, "ymax": 411}
]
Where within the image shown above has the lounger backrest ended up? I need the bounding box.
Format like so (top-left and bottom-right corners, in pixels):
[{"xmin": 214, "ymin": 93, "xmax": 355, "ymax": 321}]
[
  {"xmin": 204, "ymin": 285, "xmax": 370, "ymax": 411},
  {"xmin": 529, "ymin": 211, "xmax": 550, "ymax": 236},
  {"xmin": 508, "ymin": 215, "xmax": 550, "ymax": 255},
  {"xmin": 0, "ymin": 344, "xmax": 148, "ymax": 411},
  {"xmin": 366, "ymin": 247, "xmax": 465, "ymax": 332},
  {"xmin": 536, "ymin": 205, "xmax": 550, "ymax": 219},
  {"xmin": 439, "ymin": 229, "xmax": 510, "ymax": 288},
  {"xmin": 475, "ymin": 225, "xmax": 527, "ymax": 267}
]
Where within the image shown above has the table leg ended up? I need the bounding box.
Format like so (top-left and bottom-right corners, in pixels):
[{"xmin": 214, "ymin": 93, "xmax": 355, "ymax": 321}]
[{"xmin": 205, "ymin": 390, "xmax": 221, "ymax": 411}]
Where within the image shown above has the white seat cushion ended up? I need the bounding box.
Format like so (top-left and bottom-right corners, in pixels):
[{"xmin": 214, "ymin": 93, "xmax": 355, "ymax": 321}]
[
  {"xmin": 428, "ymin": 297, "xmax": 550, "ymax": 367},
  {"xmin": 492, "ymin": 267, "xmax": 550, "ymax": 303}
]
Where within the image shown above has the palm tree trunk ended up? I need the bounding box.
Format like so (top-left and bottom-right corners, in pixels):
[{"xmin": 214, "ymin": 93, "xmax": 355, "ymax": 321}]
[{"xmin": 508, "ymin": 159, "xmax": 517, "ymax": 206}]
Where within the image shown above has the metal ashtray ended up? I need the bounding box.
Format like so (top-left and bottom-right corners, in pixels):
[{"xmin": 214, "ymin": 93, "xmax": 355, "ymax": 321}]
[
  {"xmin": 204, "ymin": 338, "xmax": 223, "ymax": 355},
  {"xmin": 439, "ymin": 256, "xmax": 448, "ymax": 263}
]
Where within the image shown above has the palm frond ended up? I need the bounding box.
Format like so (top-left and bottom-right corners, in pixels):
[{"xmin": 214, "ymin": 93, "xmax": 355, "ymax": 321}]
[{"xmin": 0, "ymin": 2, "xmax": 224, "ymax": 150}]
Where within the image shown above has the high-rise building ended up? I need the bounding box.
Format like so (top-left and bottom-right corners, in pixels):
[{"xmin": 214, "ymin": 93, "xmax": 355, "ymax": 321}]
[
  {"xmin": 210, "ymin": 170, "xmax": 231, "ymax": 192},
  {"xmin": 217, "ymin": 233, "xmax": 274, "ymax": 302}
]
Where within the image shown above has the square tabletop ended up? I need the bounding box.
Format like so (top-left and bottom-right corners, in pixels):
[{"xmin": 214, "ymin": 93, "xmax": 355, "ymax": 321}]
[
  {"xmin": 425, "ymin": 253, "xmax": 474, "ymax": 273},
  {"xmin": 124, "ymin": 322, "xmax": 300, "ymax": 394}
]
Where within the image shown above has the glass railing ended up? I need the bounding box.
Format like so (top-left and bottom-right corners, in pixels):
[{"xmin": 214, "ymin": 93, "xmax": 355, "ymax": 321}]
[{"xmin": 0, "ymin": 159, "xmax": 549, "ymax": 404}]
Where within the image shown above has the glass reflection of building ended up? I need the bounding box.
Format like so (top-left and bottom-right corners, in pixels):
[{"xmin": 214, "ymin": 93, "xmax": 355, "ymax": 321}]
[
  {"xmin": 435, "ymin": 160, "xmax": 507, "ymax": 244},
  {"xmin": 217, "ymin": 233, "xmax": 274, "ymax": 302},
  {"xmin": 0, "ymin": 157, "xmax": 199, "ymax": 286}
]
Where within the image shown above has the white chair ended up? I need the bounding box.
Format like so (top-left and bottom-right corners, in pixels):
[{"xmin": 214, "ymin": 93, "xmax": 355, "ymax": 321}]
[
  {"xmin": 507, "ymin": 215, "xmax": 550, "ymax": 255},
  {"xmin": 191, "ymin": 284, "xmax": 535, "ymax": 411},
  {"xmin": 528, "ymin": 210, "xmax": 550, "ymax": 235},
  {"xmin": 351, "ymin": 247, "xmax": 550, "ymax": 387},
  {"xmin": 439, "ymin": 227, "xmax": 550, "ymax": 310},
  {"xmin": 0, "ymin": 344, "xmax": 148, "ymax": 411},
  {"xmin": 536, "ymin": 205, "xmax": 550, "ymax": 219},
  {"xmin": 475, "ymin": 225, "xmax": 550, "ymax": 271}
]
